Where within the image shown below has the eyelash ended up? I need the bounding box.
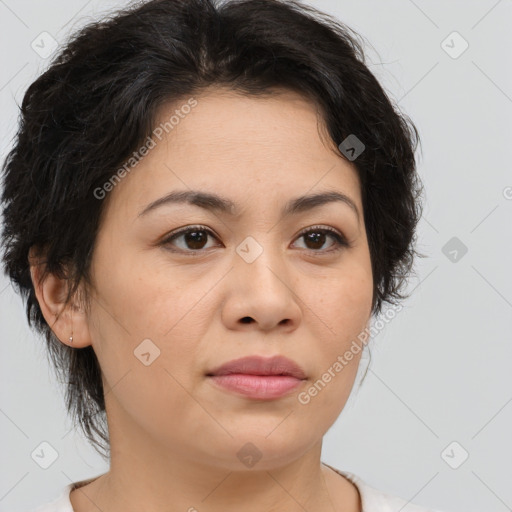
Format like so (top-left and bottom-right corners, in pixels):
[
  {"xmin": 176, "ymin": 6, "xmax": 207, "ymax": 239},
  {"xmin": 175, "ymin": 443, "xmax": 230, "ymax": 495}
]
[{"xmin": 160, "ymin": 224, "xmax": 350, "ymax": 256}]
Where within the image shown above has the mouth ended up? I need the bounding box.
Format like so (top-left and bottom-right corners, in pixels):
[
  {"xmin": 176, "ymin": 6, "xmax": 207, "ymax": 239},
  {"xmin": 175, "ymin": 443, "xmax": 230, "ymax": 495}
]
[{"xmin": 206, "ymin": 355, "xmax": 307, "ymax": 400}]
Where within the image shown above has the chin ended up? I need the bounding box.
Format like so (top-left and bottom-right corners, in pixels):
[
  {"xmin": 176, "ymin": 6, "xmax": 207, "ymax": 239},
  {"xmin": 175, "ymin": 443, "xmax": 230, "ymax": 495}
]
[{"xmin": 197, "ymin": 428, "xmax": 320, "ymax": 472}]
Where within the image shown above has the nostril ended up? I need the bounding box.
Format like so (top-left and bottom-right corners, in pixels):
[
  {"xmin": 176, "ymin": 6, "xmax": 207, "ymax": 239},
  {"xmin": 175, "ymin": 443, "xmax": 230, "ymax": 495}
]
[{"xmin": 240, "ymin": 317, "xmax": 253, "ymax": 324}]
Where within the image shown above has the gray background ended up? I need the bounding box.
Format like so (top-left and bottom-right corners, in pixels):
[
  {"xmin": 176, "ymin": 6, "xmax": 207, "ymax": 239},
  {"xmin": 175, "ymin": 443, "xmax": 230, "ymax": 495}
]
[{"xmin": 1, "ymin": 1, "xmax": 511, "ymax": 511}]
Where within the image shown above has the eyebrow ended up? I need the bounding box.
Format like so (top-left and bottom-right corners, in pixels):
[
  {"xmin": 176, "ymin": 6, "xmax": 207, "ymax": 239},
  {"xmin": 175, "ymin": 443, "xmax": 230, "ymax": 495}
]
[{"xmin": 138, "ymin": 189, "xmax": 360, "ymax": 222}]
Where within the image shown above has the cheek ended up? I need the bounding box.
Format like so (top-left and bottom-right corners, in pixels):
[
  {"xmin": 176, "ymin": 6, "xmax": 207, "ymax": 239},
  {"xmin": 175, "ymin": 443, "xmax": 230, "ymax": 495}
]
[
  {"xmin": 88, "ymin": 249, "xmax": 213, "ymax": 392},
  {"xmin": 305, "ymin": 263, "xmax": 373, "ymax": 343},
  {"xmin": 90, "ymin": 243, "xmax": 193, "ymax": 337},
  {"xmin": 293, "ymin": 352, "xmax": 361, "ymax": 443},
  {"xmin": 296, "ymin": 288, "xmax": 368, "ymax": 428},
  {"xmin": 294, "ymin": 260, "xmax": 371, "ymax": 411},
  {"xmin": 86, "ymin": 264, "xmax": 208, "ymax": 445}
]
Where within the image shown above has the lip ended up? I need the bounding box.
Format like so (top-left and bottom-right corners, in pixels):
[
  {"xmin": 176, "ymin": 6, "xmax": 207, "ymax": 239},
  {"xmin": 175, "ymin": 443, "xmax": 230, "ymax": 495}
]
[
  {"xmin": 207, "ymin": 355, "xmax": 307, "ymax": 379},
  {"xmin": 206, "ymin": 355, "xmax": 307, "ymax": 400}
]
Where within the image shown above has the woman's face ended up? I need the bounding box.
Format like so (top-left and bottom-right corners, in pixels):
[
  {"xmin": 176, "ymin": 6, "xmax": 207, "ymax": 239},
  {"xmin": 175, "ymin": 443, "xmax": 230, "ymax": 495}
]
[{"xmin": 81, "ymin": 87, "xmax": 373, "ymax": 470}]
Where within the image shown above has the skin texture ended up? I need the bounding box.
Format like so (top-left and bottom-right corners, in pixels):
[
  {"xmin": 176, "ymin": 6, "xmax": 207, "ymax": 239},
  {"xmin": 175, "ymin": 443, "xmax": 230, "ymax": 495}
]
[{"xmin": 30, "ymin": 87, "xmax": 373, "ymax": 512}]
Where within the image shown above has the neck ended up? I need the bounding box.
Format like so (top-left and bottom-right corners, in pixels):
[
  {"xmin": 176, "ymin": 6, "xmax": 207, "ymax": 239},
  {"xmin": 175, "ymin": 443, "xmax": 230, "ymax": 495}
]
[
  {"xmin": 69, "ymin": 396, "xmax": 361, "ymax": 512},
  {"xmin": 69, "ymin": 445, "xmax": 361, "ymax": 512}
]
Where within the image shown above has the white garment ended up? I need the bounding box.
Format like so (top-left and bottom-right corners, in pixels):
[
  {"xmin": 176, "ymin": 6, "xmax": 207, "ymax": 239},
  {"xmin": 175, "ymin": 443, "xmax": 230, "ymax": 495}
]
[{"xmin": 27, "ymin": 466, "xmax": 446, "ymax": 512}]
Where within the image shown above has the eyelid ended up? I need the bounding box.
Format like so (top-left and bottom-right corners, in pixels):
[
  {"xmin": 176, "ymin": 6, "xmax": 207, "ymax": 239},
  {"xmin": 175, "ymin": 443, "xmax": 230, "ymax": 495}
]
[
  {"xmin": 159, "ymin": 224, "xmax": 218, "ymax": 244},
  {"xmin": 159, "ymin": 224, "xmax": 350, "ymax": 254},
  {"xmin": 293, "ymin": 224, "xmax": 350, "ymax": 253},
  {"xmin": 158, "ymin": 224, "xmax": 218, "ymax": 255}
]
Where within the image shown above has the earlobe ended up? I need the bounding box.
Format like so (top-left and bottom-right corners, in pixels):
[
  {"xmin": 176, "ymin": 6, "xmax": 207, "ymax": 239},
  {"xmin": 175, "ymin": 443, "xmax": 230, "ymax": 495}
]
[{"xmin": 28, "ymin": 247, "xmax": 92, "ymax": 348}]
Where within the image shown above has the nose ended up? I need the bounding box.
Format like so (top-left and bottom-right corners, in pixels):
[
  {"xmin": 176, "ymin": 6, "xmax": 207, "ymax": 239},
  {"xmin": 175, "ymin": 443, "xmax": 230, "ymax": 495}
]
[{"xmin": 221, "ymin": 241, "xmax": 302, "ymax": 332}]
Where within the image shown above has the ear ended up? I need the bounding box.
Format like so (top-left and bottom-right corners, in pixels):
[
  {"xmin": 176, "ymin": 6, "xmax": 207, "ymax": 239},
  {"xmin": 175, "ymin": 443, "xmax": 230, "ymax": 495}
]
[{"xmin": 28, "ymin": 246, "xmax": 92, "ymax": 349}]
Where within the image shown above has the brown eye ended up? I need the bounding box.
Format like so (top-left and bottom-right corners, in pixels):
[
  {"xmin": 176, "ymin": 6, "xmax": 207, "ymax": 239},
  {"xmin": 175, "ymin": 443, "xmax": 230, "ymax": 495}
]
[
  {"xmin": 160, "ymin": 224, "xmax": 349, "ymax": 256},
  {"xmin": 161, "ymin": 226, "xmax": 219, "ymax": 252},
  {"xmin": 180, "ymin": 229, "xmax": 209, "ymax": 250},
  {"xmin": 293, "ymin": 226, "xmax": 349, "ymax": 254}
]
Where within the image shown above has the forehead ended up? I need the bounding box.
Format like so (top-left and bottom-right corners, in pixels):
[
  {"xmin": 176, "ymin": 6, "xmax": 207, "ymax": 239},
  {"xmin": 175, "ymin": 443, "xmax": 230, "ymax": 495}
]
[
  {"xmin": 102, "ymin": 88, "xmax": 362, "ymax": 221},
  {"xmin": 160, "ymin": 87, "xmax": 336, "ymax": 154}
]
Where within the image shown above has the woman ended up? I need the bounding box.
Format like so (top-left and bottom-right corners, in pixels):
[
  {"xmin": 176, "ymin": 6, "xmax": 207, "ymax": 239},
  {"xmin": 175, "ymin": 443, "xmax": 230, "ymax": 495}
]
[{"xmin": 1, "ymin": 0, "xmax": 447, "ymax": 510}]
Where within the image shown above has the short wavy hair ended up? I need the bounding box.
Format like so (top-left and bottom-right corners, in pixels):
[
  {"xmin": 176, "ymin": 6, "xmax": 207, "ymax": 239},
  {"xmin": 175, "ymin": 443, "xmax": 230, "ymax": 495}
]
[{"xmin": 1, "ymin": 0, "xmax": 424, "ymax": 459}]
